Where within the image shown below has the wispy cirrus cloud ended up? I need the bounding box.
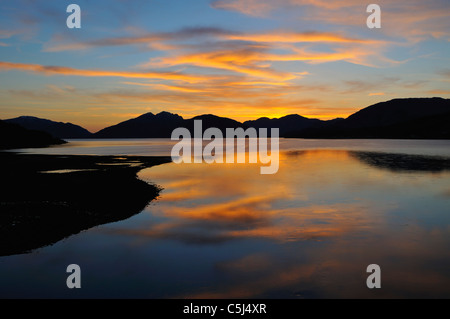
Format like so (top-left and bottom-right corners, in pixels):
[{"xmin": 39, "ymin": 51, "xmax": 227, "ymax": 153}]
[
  {"xmin": 211, "ymin": 0, "xmax": 450, "ymax": 42},
  {"xmin": 210, "ymin": 0, "xmax": 369, "ymax": 16},
  {"xmin": 143, "ymin": 39, "xmax": 390, "ymax": 82},
  {"xmin": 211, "ymin": 0, "xmax": 277, "ymax": 17},
  {"xmin": 42, "ymin": 22, "xmax": 394, "ymax": 96},
  {"xmin": 0, "ymin": 29, "xmax": 20, "ymax": 39},
  {"xmin": 0, "ymin": 61, "xmax": 216, "ymax": 83},
  {"xmin": 210, "ymin": 0, "xmax": 368, "ymax": 16},
  {"xmin": 437, "ymin": 69, "xmax": 450, "ymax": 81},
  {"xmin": 43, "ymin": 27, "xmax": 234, "ymax": 52},
  {"xmin": 224, "ymin": 31, "xmax": 376, "ymax": 44},
  {"xmin": 343, "ymin": 77, "xmax": 426, "ymax": 94},
  {"xmin": 44, "ymin": 27, "xmax": 379, "ymax": 57},
  {"xmin": 0, "ymin": 29, "xmax": 26, "ymax": 46},
  {"xmin": 428, "ymin": 90, "xmax": 450, "ymax": 95},
  {"xmin": 146, "ymin": 48, "xmax": 297, "ymax": 81}
]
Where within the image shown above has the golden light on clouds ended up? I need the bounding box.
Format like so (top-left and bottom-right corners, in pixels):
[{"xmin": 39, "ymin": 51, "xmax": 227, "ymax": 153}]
[{"xmin": 0, "ymin": 61, "xmax": 211, "ymax": 84}]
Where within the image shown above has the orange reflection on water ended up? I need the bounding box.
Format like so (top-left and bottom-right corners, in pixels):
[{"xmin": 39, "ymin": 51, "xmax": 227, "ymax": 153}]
[
  {"xmin": 128, "ymin": 149, "xmax": 450, "ymax": 298},
  {"xmin": 135, "ymin": 150, "xmax": 384, "ymax": 243}
]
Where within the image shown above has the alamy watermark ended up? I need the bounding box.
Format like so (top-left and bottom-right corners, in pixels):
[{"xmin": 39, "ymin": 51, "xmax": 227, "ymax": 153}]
[
  {"xmin": 66, "ymin": 4, "xmax": 81, "ymax": 29},
  {"xmin": 366, "ymin": 264, "xmax": 381, "ymax": 289},
  {"xmin": 66, "ymin": 264, "xmax": 81, "ymax": 289},
  {"xmin": 366, "ymin": 4, "xmax": 381, "ymax": 29},
  {"xmin": 170, "ymin": 120, "xmax": 280, "ymax": 175}
]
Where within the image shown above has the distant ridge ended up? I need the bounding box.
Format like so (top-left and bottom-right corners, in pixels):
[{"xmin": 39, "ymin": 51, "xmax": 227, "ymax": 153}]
[
  {"xmin": 93, "ymin": 98, "xmax": 450, "ymax": 139},
  {"xmin": 243, "ymin": 114, "xmax": 323, "ymax": 136},
  {"xmin": 94, "ymin": 111, "xmax": 184, "ymax": 138},
  {"xmin": 5, "ymin": 116, "xmax": 92, "ymax": 139}
]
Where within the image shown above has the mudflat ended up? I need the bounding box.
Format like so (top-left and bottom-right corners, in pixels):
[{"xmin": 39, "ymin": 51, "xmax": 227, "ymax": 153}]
[{"xmin": 0, "ymin": 152, "xmax": 171, "ymax": 257}]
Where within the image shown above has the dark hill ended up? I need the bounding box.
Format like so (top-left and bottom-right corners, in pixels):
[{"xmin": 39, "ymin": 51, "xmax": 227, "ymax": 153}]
[
  {"xmin": 0, "ymin": 120, "xmax": 66, "ymax": 149},
  {"xmin": 93, "ymin": 111, "xmax": 184, "ymax": 138},
  {"xmin": 342, "ymin": 97, "xmax": 450, "ymax": 129},
  {"xmin": 287, "ymin": 97, "xmax": 450, "ymax": 139},
  {"xmin": 5, "ymin": 116, "xmax": 91, "ymax": 139}
]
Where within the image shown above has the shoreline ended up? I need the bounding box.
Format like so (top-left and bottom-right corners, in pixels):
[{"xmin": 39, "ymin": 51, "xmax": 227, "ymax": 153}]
[{"xmin": 0, "ymin": 152, "xmax": 172, "ymax": 257}]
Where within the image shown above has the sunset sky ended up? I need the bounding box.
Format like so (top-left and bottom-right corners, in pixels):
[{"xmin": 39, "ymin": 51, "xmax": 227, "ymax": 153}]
[{"xmin": 1, "ymin": 0, "xmax": 449, "ymax": 132}]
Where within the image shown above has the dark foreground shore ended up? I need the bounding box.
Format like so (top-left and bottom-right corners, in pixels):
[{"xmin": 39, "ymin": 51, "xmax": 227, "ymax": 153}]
[{"xmin": 0, "ymin": 152, "xmax": 171, "ymax": 257}]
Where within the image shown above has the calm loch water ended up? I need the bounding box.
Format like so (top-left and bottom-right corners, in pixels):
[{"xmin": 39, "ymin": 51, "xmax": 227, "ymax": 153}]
[{"xmin": 1, "ymin": 139, "xmax": 450, "ymax": 298}]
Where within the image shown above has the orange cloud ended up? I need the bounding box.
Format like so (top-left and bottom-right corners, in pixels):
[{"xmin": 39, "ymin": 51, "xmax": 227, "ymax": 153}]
[
  {"xmin": 148, "ymin": 49, "xmax": 297, "ymax": 80},
  {"xmin": 146, "ymin": 41, "xmax": 382, "ymax": 81},
  {"xmin": 225, "ymin": 31, "xmax": 372, "ymax": 44},
  {"xmin": 0, "ymin": 61, "xmax": 212, "ymax": 83}
]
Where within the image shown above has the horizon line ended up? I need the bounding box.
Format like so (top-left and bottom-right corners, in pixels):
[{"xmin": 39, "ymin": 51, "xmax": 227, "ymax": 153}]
[{"xmin": 2, "ymin": 96, "xmax": 447, "ymax": 134}]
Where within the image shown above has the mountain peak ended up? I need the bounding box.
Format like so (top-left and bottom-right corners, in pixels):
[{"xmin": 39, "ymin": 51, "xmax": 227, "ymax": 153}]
[
  {"xmin": 155, "ymin": 111, "xmax": 184, "ymax": 120},
  {"xmin": 192, "ymin": 114, "xmax": 222, "ymax": 120},
  {"xmin": 156, "ymin": 111, "xmax": 174, "ymax": 116},
  {"xmin": 136, "ymin": 112, "xmax": 155, "ymax": 119},
  {"xmin": 280, "ymin": 114, "xmax": 309, "ymax": 120},
  {"xmin": 16, "ymin": 115, "xmax": 40, "ymax": 120}
]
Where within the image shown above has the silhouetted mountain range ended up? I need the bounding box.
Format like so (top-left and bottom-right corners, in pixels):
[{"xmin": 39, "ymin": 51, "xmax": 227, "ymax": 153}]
[
  {"xmin": 5, "ymin": 116, "xmax": 92, "ymax": 138},
  {"xmin": 91, "ymin": 111, "xmax": 329, "ymax": 138},
  {"xmin": 93, "ymin": 112, "xmax": 245, "ymax": 138},
  {"xmin": 2, "ymin": 98, "xmax": 450, "ymax": 143},
  {"xmin": 92, "ymin": 97, "xmax": 449, "ymax": 139}
]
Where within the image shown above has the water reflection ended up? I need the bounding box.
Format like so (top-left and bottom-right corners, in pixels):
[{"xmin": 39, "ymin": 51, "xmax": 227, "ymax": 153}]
[
  {"xmin": 1, "ymin": 148, "xmax": 449, "ymax": 298},
  {"xmin": 108, "ymin": 149, "xmax": 450, "ymax": 298},
  {"xmin": 117, "ymin": 152, "xmax": 370, "ymax": 242}
]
